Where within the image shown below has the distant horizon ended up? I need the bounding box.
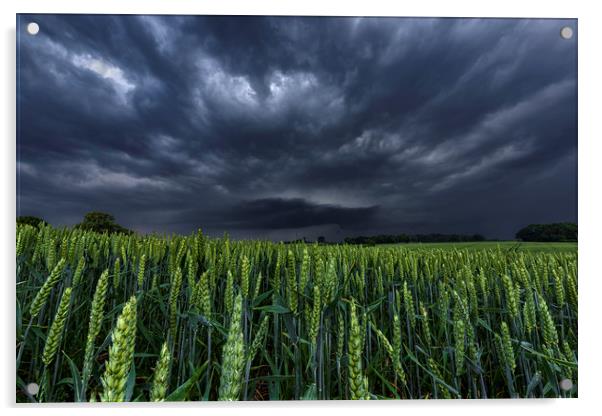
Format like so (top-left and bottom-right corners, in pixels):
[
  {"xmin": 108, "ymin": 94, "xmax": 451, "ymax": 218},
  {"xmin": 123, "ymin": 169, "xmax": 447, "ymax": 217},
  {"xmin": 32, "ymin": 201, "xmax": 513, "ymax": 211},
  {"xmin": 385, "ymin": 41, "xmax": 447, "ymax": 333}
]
[
  {"xmin": 16, "ymin": 213, "xmax": 578, "ymax": 243},
  {"xmin": 17, "ymin": 15, "xmax": 577, "ymax": 240}
]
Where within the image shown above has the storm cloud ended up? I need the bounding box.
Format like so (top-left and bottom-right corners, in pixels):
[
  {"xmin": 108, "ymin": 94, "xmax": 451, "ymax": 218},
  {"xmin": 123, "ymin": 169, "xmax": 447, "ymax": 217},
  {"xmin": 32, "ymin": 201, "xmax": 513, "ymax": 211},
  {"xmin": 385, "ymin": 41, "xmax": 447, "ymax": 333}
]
[{"xmin": 16, "ymin": 15, "xmax": 577, "ymax": 240}]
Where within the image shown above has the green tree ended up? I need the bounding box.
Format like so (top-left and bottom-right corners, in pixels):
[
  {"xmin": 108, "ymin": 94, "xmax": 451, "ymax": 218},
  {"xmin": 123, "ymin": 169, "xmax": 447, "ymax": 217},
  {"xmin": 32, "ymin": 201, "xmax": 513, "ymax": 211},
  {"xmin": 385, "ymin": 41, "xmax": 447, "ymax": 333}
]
[
  {"xmin": 515, "ymin": 222, "xmax": 577, "ymax": 242},
  {"xmin": 17, "ymin": 215, "xmax": 47, "ymax": 229},
  {"xmin": 75, "ymin": 212, "xmax": 132, "ymax": 235}
]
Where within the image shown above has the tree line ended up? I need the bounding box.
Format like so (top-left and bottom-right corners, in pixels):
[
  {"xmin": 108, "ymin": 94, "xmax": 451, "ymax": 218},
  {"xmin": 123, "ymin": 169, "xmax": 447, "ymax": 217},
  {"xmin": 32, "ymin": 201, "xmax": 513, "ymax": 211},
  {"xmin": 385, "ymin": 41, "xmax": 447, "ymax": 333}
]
[
  {"xmin": 16, "ymin": 213, "xmax": 577, "ymax": 243},
  {"xmin": 344, "ymin": 233, "xmax": 486, "ymax": 245},
  {"xmin": 17, "ymin": 212, "xmax": 132, "ymax": 235},
  {"xmin": 515, "ymin": 222, "xmax": 577, "ymax": 242}
]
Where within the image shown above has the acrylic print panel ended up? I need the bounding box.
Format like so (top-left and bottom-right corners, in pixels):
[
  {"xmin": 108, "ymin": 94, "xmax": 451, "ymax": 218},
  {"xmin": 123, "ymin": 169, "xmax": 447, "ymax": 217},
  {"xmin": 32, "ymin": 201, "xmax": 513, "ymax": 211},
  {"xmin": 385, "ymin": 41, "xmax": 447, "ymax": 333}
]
[{"xmin": 16, "ymin": 14, "xmax": 577, "ymax": 402}]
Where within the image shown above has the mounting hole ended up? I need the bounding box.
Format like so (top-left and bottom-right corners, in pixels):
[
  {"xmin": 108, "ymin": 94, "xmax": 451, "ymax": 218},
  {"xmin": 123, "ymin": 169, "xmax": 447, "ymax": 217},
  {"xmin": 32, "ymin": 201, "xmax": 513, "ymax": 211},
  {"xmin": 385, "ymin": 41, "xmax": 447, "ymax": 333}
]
[
  {"xmin": 560, "ymin": 26, "xmax": 573, "ymax": 40},
  {"xmin": 26, "ymin": 22, "xmax": 40, "ymax": 36},
  {"xmin": 560, "ymin": 378, "xmax": 573, "ymax": 391},
  {"xmin": 25, "ymin": 382, "xmax": 39, "ymax": 396}
]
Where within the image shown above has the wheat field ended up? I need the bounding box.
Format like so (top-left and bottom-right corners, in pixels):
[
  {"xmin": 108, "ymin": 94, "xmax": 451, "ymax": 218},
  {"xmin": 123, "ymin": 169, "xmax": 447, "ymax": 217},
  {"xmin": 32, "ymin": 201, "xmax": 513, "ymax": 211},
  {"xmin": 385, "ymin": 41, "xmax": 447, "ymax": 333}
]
[{"xmin": 15, "ymin": 224, "xmax": 577, "ymax": 402}]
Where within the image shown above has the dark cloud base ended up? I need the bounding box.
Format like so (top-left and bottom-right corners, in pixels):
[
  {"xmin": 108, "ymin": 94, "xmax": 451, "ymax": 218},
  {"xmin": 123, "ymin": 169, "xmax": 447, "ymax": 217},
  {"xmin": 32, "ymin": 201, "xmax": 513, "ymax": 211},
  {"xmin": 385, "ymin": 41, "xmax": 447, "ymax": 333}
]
[
  {"xmin": 224, "ymin": 198, "xmax": 379, "ymax": 229},
  {"xmin": 16, "ymin": 15, "xmax": 577, "ymax": 240}
]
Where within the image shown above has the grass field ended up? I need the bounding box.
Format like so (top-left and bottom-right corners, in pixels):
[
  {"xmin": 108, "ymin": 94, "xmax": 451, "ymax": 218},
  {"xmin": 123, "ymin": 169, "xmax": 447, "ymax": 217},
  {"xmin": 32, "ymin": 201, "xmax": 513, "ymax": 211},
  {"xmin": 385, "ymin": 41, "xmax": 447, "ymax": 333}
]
[{"xmin": 383, "ymin": 241, "xmax": 577, "ymax": 252}]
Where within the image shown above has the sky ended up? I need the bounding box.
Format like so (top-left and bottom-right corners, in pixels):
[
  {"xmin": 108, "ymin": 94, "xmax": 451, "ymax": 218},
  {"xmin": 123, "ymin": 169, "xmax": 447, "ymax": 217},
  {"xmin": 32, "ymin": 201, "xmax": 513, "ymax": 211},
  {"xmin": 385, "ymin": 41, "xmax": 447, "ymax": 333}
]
[{"xmin": 16, "ymin": 15, "xmax": 577, "ymax": 240}]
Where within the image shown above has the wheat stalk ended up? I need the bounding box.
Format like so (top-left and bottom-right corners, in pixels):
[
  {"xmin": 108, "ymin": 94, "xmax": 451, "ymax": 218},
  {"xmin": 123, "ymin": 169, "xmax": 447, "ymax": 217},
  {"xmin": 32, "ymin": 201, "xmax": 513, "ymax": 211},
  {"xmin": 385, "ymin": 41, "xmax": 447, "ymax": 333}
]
[
  {"xmin": 100, "ymin": 295, "xmax": 138, "ymax": 402},
  {"xmin": 218, "ymin": 293, "xmax": 245, "ymax": 401},
  {"xmin": 42, "ymin": 287, "xmax": 72, "ymax": 366}
]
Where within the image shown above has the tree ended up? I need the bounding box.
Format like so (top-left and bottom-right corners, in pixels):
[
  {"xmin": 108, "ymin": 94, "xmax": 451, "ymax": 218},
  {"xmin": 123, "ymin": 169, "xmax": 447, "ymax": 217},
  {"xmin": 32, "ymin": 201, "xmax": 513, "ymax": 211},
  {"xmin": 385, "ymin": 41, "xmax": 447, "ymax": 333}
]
[
  {"xmin": 75, "ymin": 212, "xmax": 132, "ymax": 235},
  {"xmin": 17, "ymin": 215, "xmax": 47, "ymax": 229},
  {"xmin": 317, "ymin": 236, "xmax": 326, "ymax": 244},
  {"xmin": 515, "ymin": 223, "xmax": 577, "ymax": 242}
]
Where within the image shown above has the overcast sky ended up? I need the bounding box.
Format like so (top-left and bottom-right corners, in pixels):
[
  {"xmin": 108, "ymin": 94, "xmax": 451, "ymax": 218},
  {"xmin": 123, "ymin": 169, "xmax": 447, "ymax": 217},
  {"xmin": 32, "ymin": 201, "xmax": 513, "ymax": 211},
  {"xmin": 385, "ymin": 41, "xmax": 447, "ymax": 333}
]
[{"xmin": 16, "ymin": 15, "xmax": 577, "ymax": 240}]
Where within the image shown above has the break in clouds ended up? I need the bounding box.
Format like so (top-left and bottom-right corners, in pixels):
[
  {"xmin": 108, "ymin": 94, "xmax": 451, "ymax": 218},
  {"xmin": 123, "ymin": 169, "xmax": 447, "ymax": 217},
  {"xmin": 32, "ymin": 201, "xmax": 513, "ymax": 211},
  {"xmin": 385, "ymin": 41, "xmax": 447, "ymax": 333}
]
[{"xmin": 16, "ymin": 15, "xmax": 577, "ymax": 240}]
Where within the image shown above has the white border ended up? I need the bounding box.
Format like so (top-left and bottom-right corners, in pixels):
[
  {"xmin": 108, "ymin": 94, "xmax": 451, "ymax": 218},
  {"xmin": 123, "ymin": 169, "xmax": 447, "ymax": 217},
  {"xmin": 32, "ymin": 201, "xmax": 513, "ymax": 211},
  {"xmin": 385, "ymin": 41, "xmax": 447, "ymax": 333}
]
[{"xmin": 2, "ymin": 1, "xmax": 600, "ymax": 415}]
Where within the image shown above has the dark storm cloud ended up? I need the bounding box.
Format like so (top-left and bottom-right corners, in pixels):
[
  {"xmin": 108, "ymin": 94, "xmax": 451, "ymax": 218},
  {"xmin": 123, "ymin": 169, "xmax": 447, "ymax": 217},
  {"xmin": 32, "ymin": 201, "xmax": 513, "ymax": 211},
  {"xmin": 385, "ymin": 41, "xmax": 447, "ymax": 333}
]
[
  {"xmin": 16, "ymin": 15, "xmax": 577, "ymax": 239},
  {"xmin": 223, "ymin": 198, "xmax": 379, "ymax": 229}
]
